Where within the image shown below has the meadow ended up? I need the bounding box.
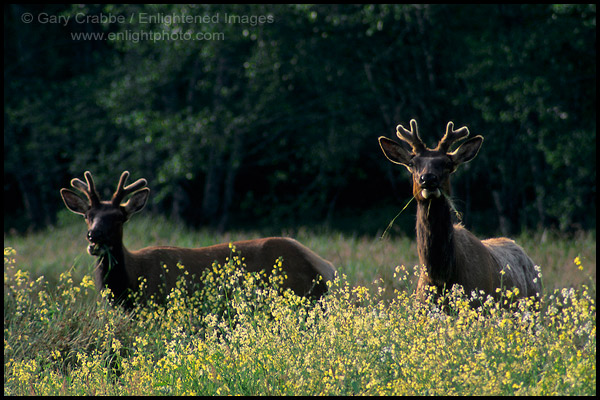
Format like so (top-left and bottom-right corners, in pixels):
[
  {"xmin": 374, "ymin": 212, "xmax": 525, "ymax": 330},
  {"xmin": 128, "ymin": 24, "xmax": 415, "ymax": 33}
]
[{"xmin": 4, "ymin": 213, "xmax": 596, "ymax": 395}]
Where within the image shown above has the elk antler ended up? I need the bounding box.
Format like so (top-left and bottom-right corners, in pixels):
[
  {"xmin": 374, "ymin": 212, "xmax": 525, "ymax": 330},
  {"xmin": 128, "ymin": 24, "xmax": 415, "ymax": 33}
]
[
  {"xmin": 111, "ymin": 171, "xmax": 148, "ymax": 206},
  {"xmin": 396, "ymin": 119, "xmax": 425, "ymax": 153},
  {"xmin": 70, "ymin": 171, "xmax": 101, "ymax": 207},
  {"xmin": 436, "ymin": 121, "xmax": 470, "ymax": 153}
]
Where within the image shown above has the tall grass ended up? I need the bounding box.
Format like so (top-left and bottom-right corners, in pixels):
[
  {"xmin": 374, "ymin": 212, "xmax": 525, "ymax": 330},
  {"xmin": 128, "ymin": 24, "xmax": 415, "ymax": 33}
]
[
  {"xmin": 4, "ymin": 214, "xmax": 596, "ymax": 395},
  {"xmin": 8, "ymin": 212, "xmax": 595, "ymax": 294}
]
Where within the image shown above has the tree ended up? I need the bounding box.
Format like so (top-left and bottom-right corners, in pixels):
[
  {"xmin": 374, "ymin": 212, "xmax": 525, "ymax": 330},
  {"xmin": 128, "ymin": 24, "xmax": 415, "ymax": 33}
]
[{"xmin": 4, "ymin": 4, "xmax": 596, "ymax": 234}]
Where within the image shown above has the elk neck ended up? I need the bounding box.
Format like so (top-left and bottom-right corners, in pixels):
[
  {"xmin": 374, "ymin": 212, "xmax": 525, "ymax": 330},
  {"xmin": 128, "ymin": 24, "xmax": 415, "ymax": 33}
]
[
  {"xmin": 94, "ymin": 240, "xmax": 133, "ymax": 306},
  {"xmin": 416, "ymin": 195, "xmax": 458, "ymax": 286}
]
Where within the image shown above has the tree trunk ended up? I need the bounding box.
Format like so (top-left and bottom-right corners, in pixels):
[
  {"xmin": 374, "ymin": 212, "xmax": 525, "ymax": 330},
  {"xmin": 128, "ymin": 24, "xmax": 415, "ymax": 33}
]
[
  {"xmin": 217, "ymin": 129, "xmax": 243, "ymax": 233},
  {"xmin": 492, "ymin": 189, "xmax": 511, "ymax": 236},
  {"xmin": 202, "ymin": 55, "xmax": 227, "ymax": 227},
  {"xmin": 201, "ymin": 147, "xmax": 223, "ymax": 227}
]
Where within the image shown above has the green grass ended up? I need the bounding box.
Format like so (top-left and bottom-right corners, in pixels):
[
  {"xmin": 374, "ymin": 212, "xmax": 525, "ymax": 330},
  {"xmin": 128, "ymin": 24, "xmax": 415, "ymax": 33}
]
[{"xmin": 4, "ymin": 213, "xmax": 596, "ymax": 395}]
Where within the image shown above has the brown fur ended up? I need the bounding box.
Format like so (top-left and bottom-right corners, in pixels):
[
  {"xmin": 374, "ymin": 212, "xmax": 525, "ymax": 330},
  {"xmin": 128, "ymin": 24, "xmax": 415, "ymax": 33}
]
[
  {"xmin": 121, "ymin": 237, "xmax": 336, "ymax": 300},
  {"xmin": 379, "ymin": 120, "xmax": 541, "ymax": 303},
  {"xmin": 61, "ymin": 171, "xmax": 336, "ymax": 308}
]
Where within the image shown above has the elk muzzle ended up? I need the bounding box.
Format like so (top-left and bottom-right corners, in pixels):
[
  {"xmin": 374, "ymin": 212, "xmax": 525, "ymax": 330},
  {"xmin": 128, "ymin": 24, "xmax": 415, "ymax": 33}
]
[
  {"xmin": 86, "ymin": 229, "xmax": 107, "ymax": 255},
  {"xmin": 418, "ymin": 173, "xmax": 442, "ymax": 199}
]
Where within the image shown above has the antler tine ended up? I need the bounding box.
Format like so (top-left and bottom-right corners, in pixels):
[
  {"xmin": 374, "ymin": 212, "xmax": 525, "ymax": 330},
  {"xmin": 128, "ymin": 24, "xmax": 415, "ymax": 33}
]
[
  {"xmin": 70, "ymin": 171, "xmax": 101, "ymax": 206},
  {"xmin": 437, "ymin": 121, "xmax": 470, "ymax": 153},
  {"xmin": 111, "ymin": 171, "xmax": 148, "ymax": 206},
  {"xmin": 396, "ymin": 119, "xmax": 425, "ymax": 152}
]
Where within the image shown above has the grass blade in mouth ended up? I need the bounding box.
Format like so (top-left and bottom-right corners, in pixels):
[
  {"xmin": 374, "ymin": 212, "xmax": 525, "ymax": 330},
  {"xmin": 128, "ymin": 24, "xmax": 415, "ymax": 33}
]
[{"xmin": 381, "ymin": 196, "xmax": 415, "ymax": 240}]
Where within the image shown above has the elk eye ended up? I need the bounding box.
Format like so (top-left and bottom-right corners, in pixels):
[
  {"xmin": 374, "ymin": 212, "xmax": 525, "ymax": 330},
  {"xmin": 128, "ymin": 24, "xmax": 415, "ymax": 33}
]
[{"xmin": 85, "ymin": 210, "xmax": 98, "ymax": 222}]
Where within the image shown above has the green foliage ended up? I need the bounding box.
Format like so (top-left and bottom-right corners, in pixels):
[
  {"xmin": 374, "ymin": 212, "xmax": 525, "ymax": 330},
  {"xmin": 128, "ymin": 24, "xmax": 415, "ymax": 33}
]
[
  {"xmin": 3, "ymin": 216, "xmax": 597, "ymax": 394},
  {"xmin": 4, "ymin": 4, "xmax": 596, "ymax": 234},
  {"xmin": 4, "ymin": 244, "xmax": 596, "ymax": 395},
  {"xmin": 132, "ymin": 244, "xmax": 306, "ymax": 338},
  {"xmin": 4, "ymin": 248, "xmax": 135, "ymax": 379}
]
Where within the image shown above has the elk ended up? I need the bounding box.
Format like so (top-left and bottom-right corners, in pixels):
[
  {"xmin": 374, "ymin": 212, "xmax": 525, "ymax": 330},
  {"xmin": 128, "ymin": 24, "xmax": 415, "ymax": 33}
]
[
  {"xmin": 60, "ymin": 171, "xmax": 336, "ymax": 308},
  {"xmin": 378, "ymin": 119, "xmax": 541, "ymax": 304}
]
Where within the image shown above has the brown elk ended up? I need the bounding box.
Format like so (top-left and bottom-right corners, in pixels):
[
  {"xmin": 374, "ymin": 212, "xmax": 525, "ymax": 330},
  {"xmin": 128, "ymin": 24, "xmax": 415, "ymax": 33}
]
[
  {"xmin": 60, "ymin": 171, "xmax": 336, "ymax": 308},
  {"xmin": 378, "ymin": 119, "xmax": 541, "ymax": 304}
]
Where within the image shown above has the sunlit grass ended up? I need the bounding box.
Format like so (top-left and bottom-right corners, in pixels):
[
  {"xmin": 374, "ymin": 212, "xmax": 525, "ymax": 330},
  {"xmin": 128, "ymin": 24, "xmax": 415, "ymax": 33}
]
[
  {"xmin": 4, "ymin": 231, "xmax": 596, "ymax": 395},
  {"xmin": 5, "ymin": 211, "xmax": 595, "ymax": 293},
  {"xmin": 4, "ymin": 215, "xmax": 596, "ymax": 394}
]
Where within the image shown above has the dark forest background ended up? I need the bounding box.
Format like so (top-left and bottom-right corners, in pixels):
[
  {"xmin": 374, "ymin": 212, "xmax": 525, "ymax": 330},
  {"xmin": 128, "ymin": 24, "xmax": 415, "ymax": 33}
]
[{"xmin": 4, "ymin": 4, "xmax": 596, "ymax": 236}]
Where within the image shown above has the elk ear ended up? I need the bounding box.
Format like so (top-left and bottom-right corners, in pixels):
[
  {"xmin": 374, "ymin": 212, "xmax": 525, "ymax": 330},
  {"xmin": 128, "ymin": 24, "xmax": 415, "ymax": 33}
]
[
  {"xmin": 60, "ymin": 189, "xmax": 90, "ymax": 215},
  {"xmin": 121, "ymin": 188, "xmax": 150, "ymax": 218},
  {"xmin": 379, "ymin": 136, "xmax": 413, "ymax": 171},
  {"xmin": 448, "ymin": 135, "xmax": 484, "ymax": 166}
]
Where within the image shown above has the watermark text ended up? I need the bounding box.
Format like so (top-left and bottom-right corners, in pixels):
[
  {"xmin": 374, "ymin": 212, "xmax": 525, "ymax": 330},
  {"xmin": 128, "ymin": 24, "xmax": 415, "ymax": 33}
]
[{"xmin": 21, "ymin": 11, "xmax": 274, "ymax": 42}]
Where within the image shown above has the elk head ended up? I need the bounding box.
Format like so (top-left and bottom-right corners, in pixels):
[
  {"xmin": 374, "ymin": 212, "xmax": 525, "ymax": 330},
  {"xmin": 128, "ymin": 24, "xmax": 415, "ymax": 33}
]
[
  {"xmin": 378, "ymin": 119, "xmax": 484, "ymax": 201},
  {"xmin": 60, "ymin": 171, "xmax": 149, "ymax": 256}
]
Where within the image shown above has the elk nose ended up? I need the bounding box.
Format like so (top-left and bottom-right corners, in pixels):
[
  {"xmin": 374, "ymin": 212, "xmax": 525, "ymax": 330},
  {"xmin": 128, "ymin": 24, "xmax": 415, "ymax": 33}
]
[
  {"xmin": 87, "ymin": 230, "xmax": 100, "ymax": 243},
  {"xmin": 419, "ymin": 173, "xmax": 439, "ymax": 188}
]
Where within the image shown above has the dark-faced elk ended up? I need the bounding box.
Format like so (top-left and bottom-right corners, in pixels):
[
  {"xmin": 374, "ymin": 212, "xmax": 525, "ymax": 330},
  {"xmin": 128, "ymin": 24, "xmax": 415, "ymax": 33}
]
[
  {"xmin": 61, "ymin": 171, "xmax": 336, "ymax": 308},
  {"xmin": 378, "ymin": 119, "xmax": 541, "ymax": 304}
]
